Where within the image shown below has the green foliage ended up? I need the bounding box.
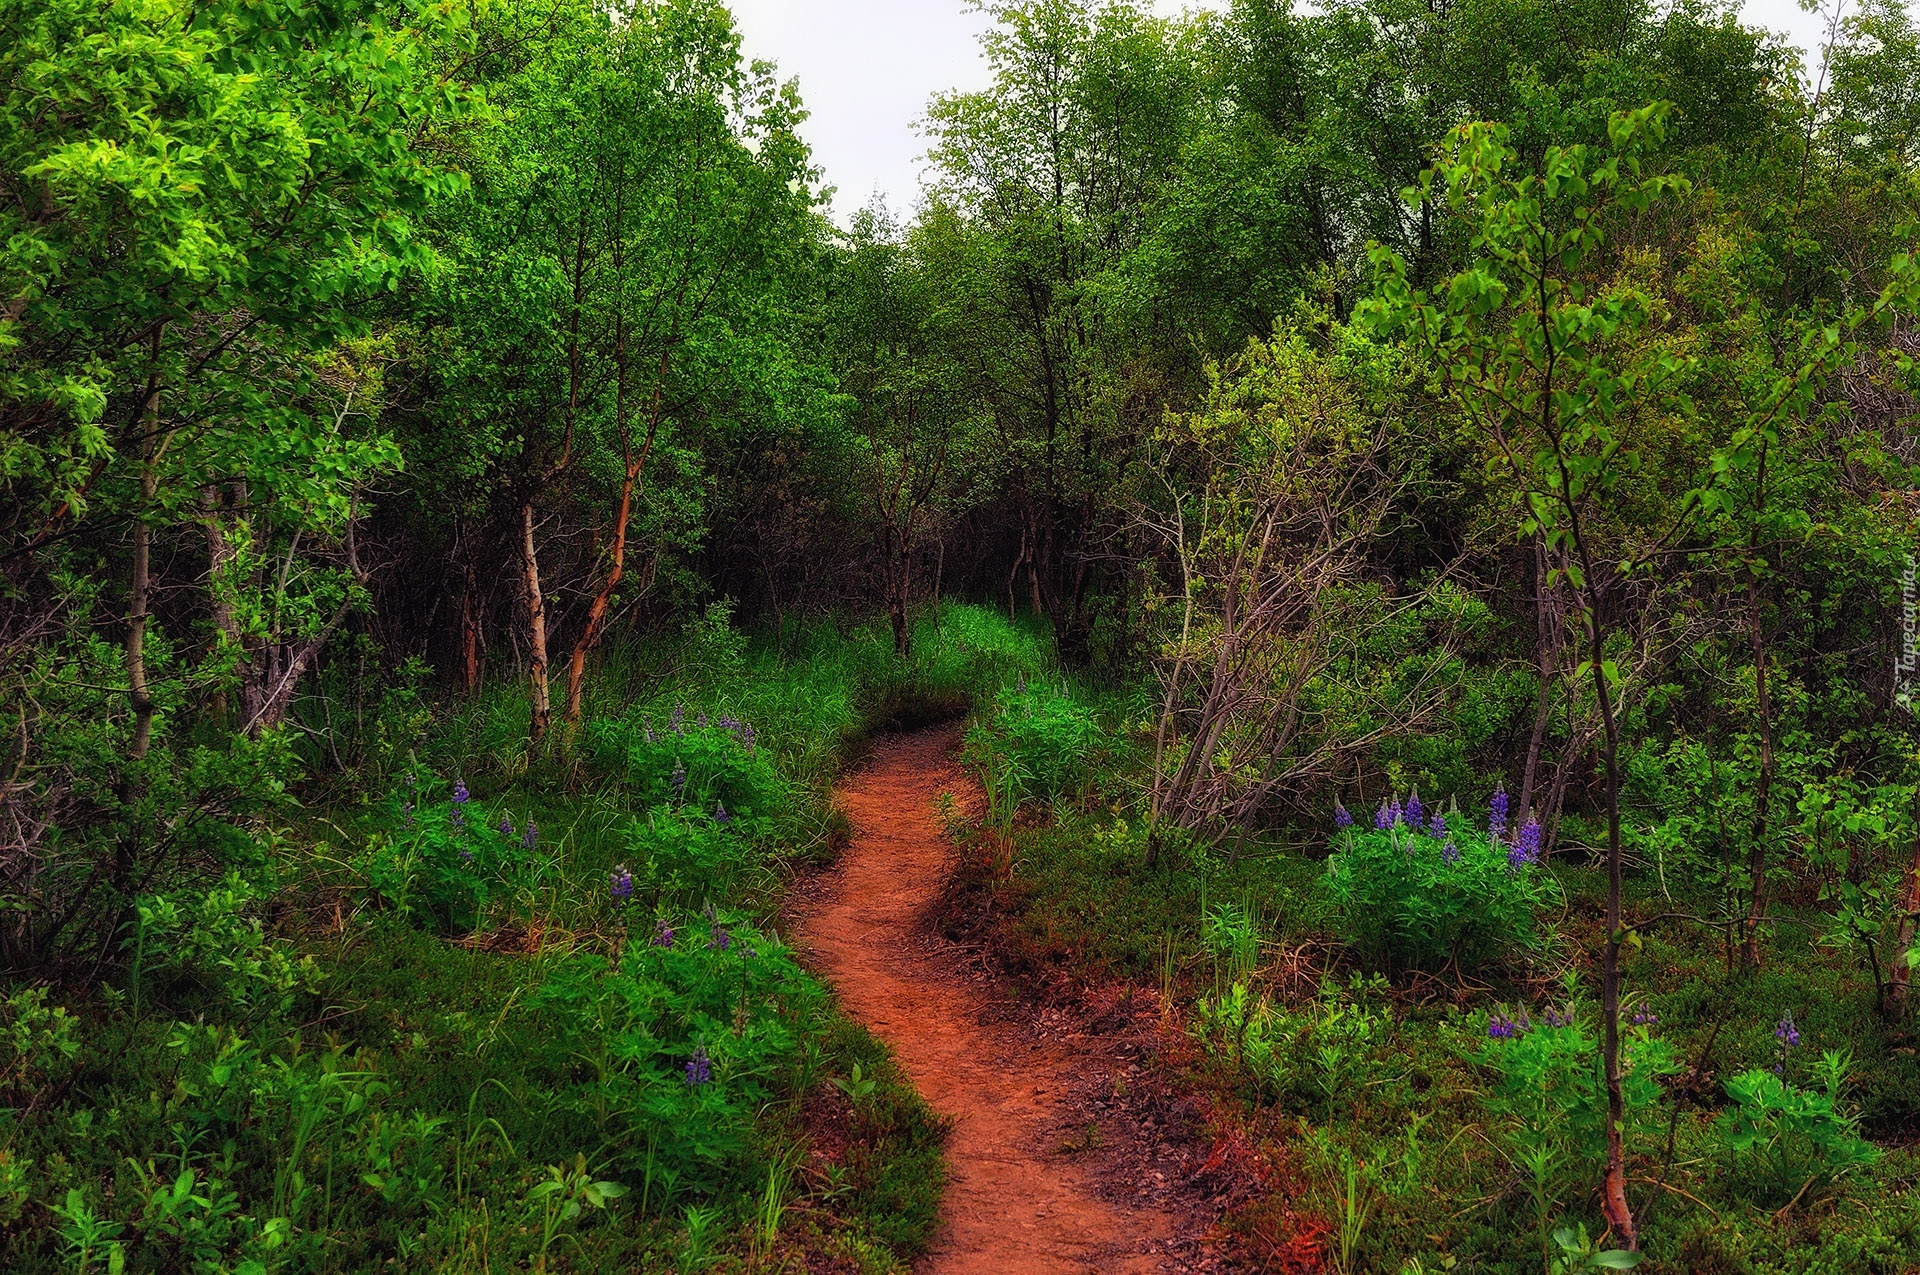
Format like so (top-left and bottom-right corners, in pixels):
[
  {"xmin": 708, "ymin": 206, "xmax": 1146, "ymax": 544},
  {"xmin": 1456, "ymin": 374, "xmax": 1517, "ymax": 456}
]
[
  {"xmin": 1718, "ymin": 1051, "xmax": 1880, "ymax": 1203},
  {"xmin": 358, "ymin": 782, "xmax": 544, "ymax": 933},
  {"xmin": 1193, "ymin": 976, "xmax": 1396, "ymax": 1116},
  {"xmin": 1473, "ymin": 1006, "xmax": 1679, "ymax": 1195},
  {"xmin": 1323, "ymin": 817, "xmax": 1552, "ymax": 972},
  {"xmin": 532, "ymin": 910, "xmax": 821, "ymax": 1203},
  {"xmin": 589, "ymin": 709, "xmax": 784, "ymax": 825}
]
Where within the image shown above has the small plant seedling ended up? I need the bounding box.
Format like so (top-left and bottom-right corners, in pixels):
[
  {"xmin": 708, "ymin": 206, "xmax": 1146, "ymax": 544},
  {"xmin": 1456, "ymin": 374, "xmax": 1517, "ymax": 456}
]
[{"xmin": 831, "ymin": 1060, "xmax": 879, "ymax": 1103}]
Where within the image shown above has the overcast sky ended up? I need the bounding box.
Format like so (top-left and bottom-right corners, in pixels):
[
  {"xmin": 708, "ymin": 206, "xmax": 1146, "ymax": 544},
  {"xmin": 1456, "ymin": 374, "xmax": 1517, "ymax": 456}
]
[{"xmin": 727, "ymin": 0, "xmax": 1848, "ymax": 225}]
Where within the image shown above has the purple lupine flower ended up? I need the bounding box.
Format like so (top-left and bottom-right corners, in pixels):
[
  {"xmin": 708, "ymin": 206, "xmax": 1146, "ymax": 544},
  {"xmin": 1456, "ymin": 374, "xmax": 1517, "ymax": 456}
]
[
  {"xmin": 1543, "ymin": 1007, "xmax": 1569, "ymax": 1028},
  {"xmin": 741, "ymin": 723, "xmax": 756, "ymax": 754},
  {"xmin": 671, "ymin": 759, "xmax": 687, "ymax": 793},
  {"xmin": 713, "ymin": 801, "xmax": 731, "ymax": 826},
  {"xmin": 459, "ymin": 848, "xmax": 474, "ymax": 863},
  {"xmin": 609, "ymin": 863, "xmax": 633, "ymax": 903},
  {"xmin": 669, "ymin": 703, "xmax": 686, "ymax": 734},
  {"xmin": 1775, "ymin": 1012, "xmax": 1800, "ymax": 1049},
  {"xmin": 453, "ymin": 779, "xmax": 470, "ymax": 806},
  {"xmin": 1334, "ymin": 802, "xmax": 1353, "ymax": 830},
  {"xmin": 522, "ymin": 820, "xmax": 538, "ymax": 851},
  {"xmin": 1375, "ymin": 801, "xmax": 1394, "ymax": 831},
  {"xmin": 450, "ymin": 778, "xmax": 470, "ymax": 830},
  {"xmin": 1429, "ymin": 811, "xmax": 1447, "ymax": 840},
  {"xmin": 1490, "ymin": 786, "xmax": 1509, "ymax": 840},
  {"xmin": 684, "ymin": 1045, "xmax": 712, "ymax": 1086},
  {"xmin": 1489, "ymin": 1012, "xmax": 1522, "ymax": 1040},
  {"xmin": 402, "ymin": 801, "xmax": 415, "ymax": 827},
  {"xmin": 1442, "ymin": 837, "xmax": 1460, "ymax": 865},
  {"xmin": 1510, "ymin": 818, "xmax": 1542, "ymax": 868},
  {"xmin": 1404, "ymin": 792, "xmax": 1425, "ymax": 831},
  {"xmin": 653, "ymin": 919, "xmax": 675, "ymax": 947},
  {"xmin": 1632, "ymin": 1007, "xmax": 1659, "ymax": 1027},
  {"xmin": 697, "ymin": 711, "xmax": 709, "ymax": 730},
  {"xmin": 708, "ymin": 925, "xmax": 731, "ymax": 952},
  {"xmin": 498, "ymin": 815, "xmax": 514, "ymax": 839}
]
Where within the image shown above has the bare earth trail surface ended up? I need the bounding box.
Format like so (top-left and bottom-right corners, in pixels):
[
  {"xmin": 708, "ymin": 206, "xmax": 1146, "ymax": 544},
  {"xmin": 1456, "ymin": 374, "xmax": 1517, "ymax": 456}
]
[{"xmin": 792, "ymin": 727, "xmax": 1185, "ymax": 1274}]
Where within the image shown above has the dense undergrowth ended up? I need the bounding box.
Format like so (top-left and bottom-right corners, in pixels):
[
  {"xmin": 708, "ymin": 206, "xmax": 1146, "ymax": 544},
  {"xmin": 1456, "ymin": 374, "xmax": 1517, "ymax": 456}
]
[
  {"xmin": 0, "ymin": 603, "xmax": 1048, "ymax": 1275},
  {"xmin": 949, "ymin": 661, "xmax": 1920, "ymax": 1275}
]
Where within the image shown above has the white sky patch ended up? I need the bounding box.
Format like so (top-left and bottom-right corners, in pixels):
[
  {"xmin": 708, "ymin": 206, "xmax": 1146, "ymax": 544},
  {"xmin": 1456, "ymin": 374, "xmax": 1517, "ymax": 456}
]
[{"xmin": 728, "ymin": 0, "xmax": 1850, "ymax": 226}]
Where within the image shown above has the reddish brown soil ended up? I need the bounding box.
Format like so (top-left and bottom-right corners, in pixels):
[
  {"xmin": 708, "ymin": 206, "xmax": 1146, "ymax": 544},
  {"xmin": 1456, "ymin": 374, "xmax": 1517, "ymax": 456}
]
[{"xmin": 793, "ymin": 727, "xmax": 1184, "ymax": 1273}]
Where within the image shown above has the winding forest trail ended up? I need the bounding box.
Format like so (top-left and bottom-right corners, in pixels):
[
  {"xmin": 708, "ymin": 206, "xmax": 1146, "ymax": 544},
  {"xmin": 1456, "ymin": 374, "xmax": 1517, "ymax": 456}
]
[{"xmin": 793, "ymin": 727, "xmax": 1173, "ymax": 1274}]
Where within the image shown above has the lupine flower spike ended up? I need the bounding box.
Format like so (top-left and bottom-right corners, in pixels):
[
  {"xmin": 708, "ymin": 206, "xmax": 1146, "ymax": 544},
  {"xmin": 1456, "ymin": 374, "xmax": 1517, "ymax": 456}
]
[
  {"xmin": 1375, "ymin": 801, "xmax": 1394, "ymax": 832},
  {"xmin": 1490, "ymin": 785, "xmax": 1509, "ymax": 840},
  {"xmin": 1776, "ymin": 1011, "xmax": 1800, "ymax": 1048},
  {"xmin": 1489, "ymin": 1011, "xmax": 1525, "ymax": 1040},
  {"xmin": 1404, "ymin": 791, "xmax": 1425, "ymax": 831},
  {"xmin": 522, "ymin": 821, "xmax": 538, "ymax": 851},
  {"xmin": 685, "ymin": 1045, "xmax": 712, "ymax": 1086},
  {"xmin": 498, "ymin": 816, "xmax": 514, "ymax": 839},
  {"xmin": 609, "ymin": 864, "xmax": 633, "ymax": 903},
  {"xmin": 450, "ymin": 778, "xmax": 469, "ymax": 830},
  {"xmin": 1429, "ymin": 811, "xmax": 1447, "ymax": 840},
  {"xmin": 713, "ymin": 801, "xmax": 731, "ymax": 826},
  {"xmin": 1334, "ymin": 802, "xmax": 1353, "ymax": 830},
  {"xmin": 671, "ymin": 759, "xmax": 687, "ymax": 793},
  {"xmin": 653, "ymin": 919, "xmax": 675, "ymax": 947},
  {"xmin": 708, "ymin": 924, "xmax": 731, "ymax": 951},
  {"xmin": 1442, "ymin": 837, "xmax": 1459, "ymax": 865}
]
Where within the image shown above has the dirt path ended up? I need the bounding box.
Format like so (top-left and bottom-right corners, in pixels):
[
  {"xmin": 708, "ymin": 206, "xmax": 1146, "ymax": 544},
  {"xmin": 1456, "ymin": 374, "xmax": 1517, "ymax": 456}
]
[{"xmin": 793, "ymin": 727, "xmax": 1174, "ymax": 1274}]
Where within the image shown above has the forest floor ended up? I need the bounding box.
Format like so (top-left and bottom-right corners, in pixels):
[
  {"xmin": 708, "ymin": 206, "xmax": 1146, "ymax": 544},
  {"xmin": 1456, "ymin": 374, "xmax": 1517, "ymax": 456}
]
[{"xmin": 792, "ymin": 726, "xmax": 1225, "ymax": 1273}]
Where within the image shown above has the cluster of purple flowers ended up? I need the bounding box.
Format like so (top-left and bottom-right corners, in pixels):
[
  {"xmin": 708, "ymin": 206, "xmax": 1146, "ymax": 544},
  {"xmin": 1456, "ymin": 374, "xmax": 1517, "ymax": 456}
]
[
  {"xmin": 707, "ymin": 924, "xmax": 732, "ymax": 952},
  {"xmin": 671, "ymin": 759, "xmax": 687, "ymax": 792},
  {"xmin": 1488, "ymin": 1009, "xmax": 1531, "ymax": 1039},
  {"xmin": 522, "ymin": 821, "xmax": 539, "ymax": 851},
  {"xmin": 1364, "ymin": 792, "xmax": 1448, "ymax": 838},
  {"xmin": 713, "ymin": 801, "xmax": 731, "ymax": 826},
  {"xmin": 653, "ymin": 919, "xmax": 676, "ymax": 947},
  {"xmin": 1490, "ymin": 786, "xmax": 1509, "ymax": 839},
  {"xmin": 1772, "ymin": 1010, "xmax": 1801, "ymax": 1073},
  {"xmin": 609, "ymin": 863, "xmax": 633, "ymax": 903},
  {"xmin": 1441, "ymin": 838, "xmax": 1460, "ymax": 865},
  {"xmin": 1542, "ymin": 1006, "xmax": 1573, "ymax": 1028},
  {"xmin": 685, "ymin": 1044, "xmax": 712, "ymax": 1087},
  {"xmin": 1508, "ymin": 818, "xmax": 1543, "ymax": 871},
  {"xmin": 1334, "ymin": 802, "xmax": 1354, "ymax": 830},
  {"xmin": 450, "ymin": 778, "xmax": 470, "ymax": 830},
  {"xmin": 1631, "ymin": 1006, "xmax": 1660, "ymax": 1028}
]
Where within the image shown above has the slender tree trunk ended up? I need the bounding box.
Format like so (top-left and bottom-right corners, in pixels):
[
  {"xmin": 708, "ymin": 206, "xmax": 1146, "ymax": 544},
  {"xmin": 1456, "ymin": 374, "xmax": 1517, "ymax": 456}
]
[
  {"xmin": 1579, "ymin": 563, "xmax": 1636, "ymax": 1248},
  {"xmin": 1744, "ymin": 444, "xmax": 1775, "ymax": 969},
  {"xmin": 461, "ymin": 557, "xmax": 482, "ymax": 695},
  {"xmin": 1889, "ymin": 788, "xmax": 1920, "ymax": 1017},
  {"xmin": 523, "ymin": 501, "xmax": 552, "ymax": 741},
  {"xmin": 126, "ymin": 376, "xmax": 161, "ymax": 770},
  {"xmin": 564, "ymin": 352, "xmax": 665, "ymax": 724},
  {"xmin": 1517, "ymin": 534, "xmax": 1558, "ymax": 840}
]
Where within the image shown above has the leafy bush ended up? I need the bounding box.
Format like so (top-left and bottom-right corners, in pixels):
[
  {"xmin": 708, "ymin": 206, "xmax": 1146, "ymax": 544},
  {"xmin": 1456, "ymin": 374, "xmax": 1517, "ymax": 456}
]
[
  {"xmin": 1321, "ymin": 796, "xmax": 1552, "ymax": 971},
  {"xmin": 622, "ymin": 805, "xmax": 762, "ymax": 908},
  {"xmin": 1192, "ymin": 975, "xmax": 1395, "ymax": 1115},
  {"xmin": 1718, "ymin": 1050, "xmax": 1879, "ymax": 1202},
  {"xmin": 589, "ymin": 707, "xmax": 783, "ymax": 825},
  {"xmin": 533, "ymin": 910, "xmax": 822, "ymax": 1204},
  {"xmin": 359, "ymin": 778, "xmax": 543, "ymax": 931},
  {"xmin": 964, "ymin": 680, "xmax": 1103, "ymax": 821},
  {"xmin": 1472, "ymin": 1002, "xmax": 1678, "ymax": 1194}
]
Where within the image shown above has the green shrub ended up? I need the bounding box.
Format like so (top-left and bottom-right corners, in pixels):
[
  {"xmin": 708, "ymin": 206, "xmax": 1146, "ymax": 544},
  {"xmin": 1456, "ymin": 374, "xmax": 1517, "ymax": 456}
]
[
  {"xmin": 589, "ymin": 708, "xmax": 784, "ymax": 825},
  {"xmin": 623, "ymin": 805, "xmax": 762, "ymax": 908},
  {"xmin": 359, "ymin": 777, "xmax": 543, "ymax": 931},
  {"xmin": 1321, "ymin": 799, "xmax": 1551, "ymax": 972},
  {"xmin": 1473, "ymin": 1003, "xmax": 1678, "ymax": 1196},
  {"xmin": 532, "ymin": 910, "xmax": 823, "ymax": 1206},
  {"xmin": 1192, "ymin": 975, "xmax": 1395, "ymax": 1116},
  {"xmin": 1718, "ymin": 1050, "xmax": 1879, "ymax": 1203}
]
